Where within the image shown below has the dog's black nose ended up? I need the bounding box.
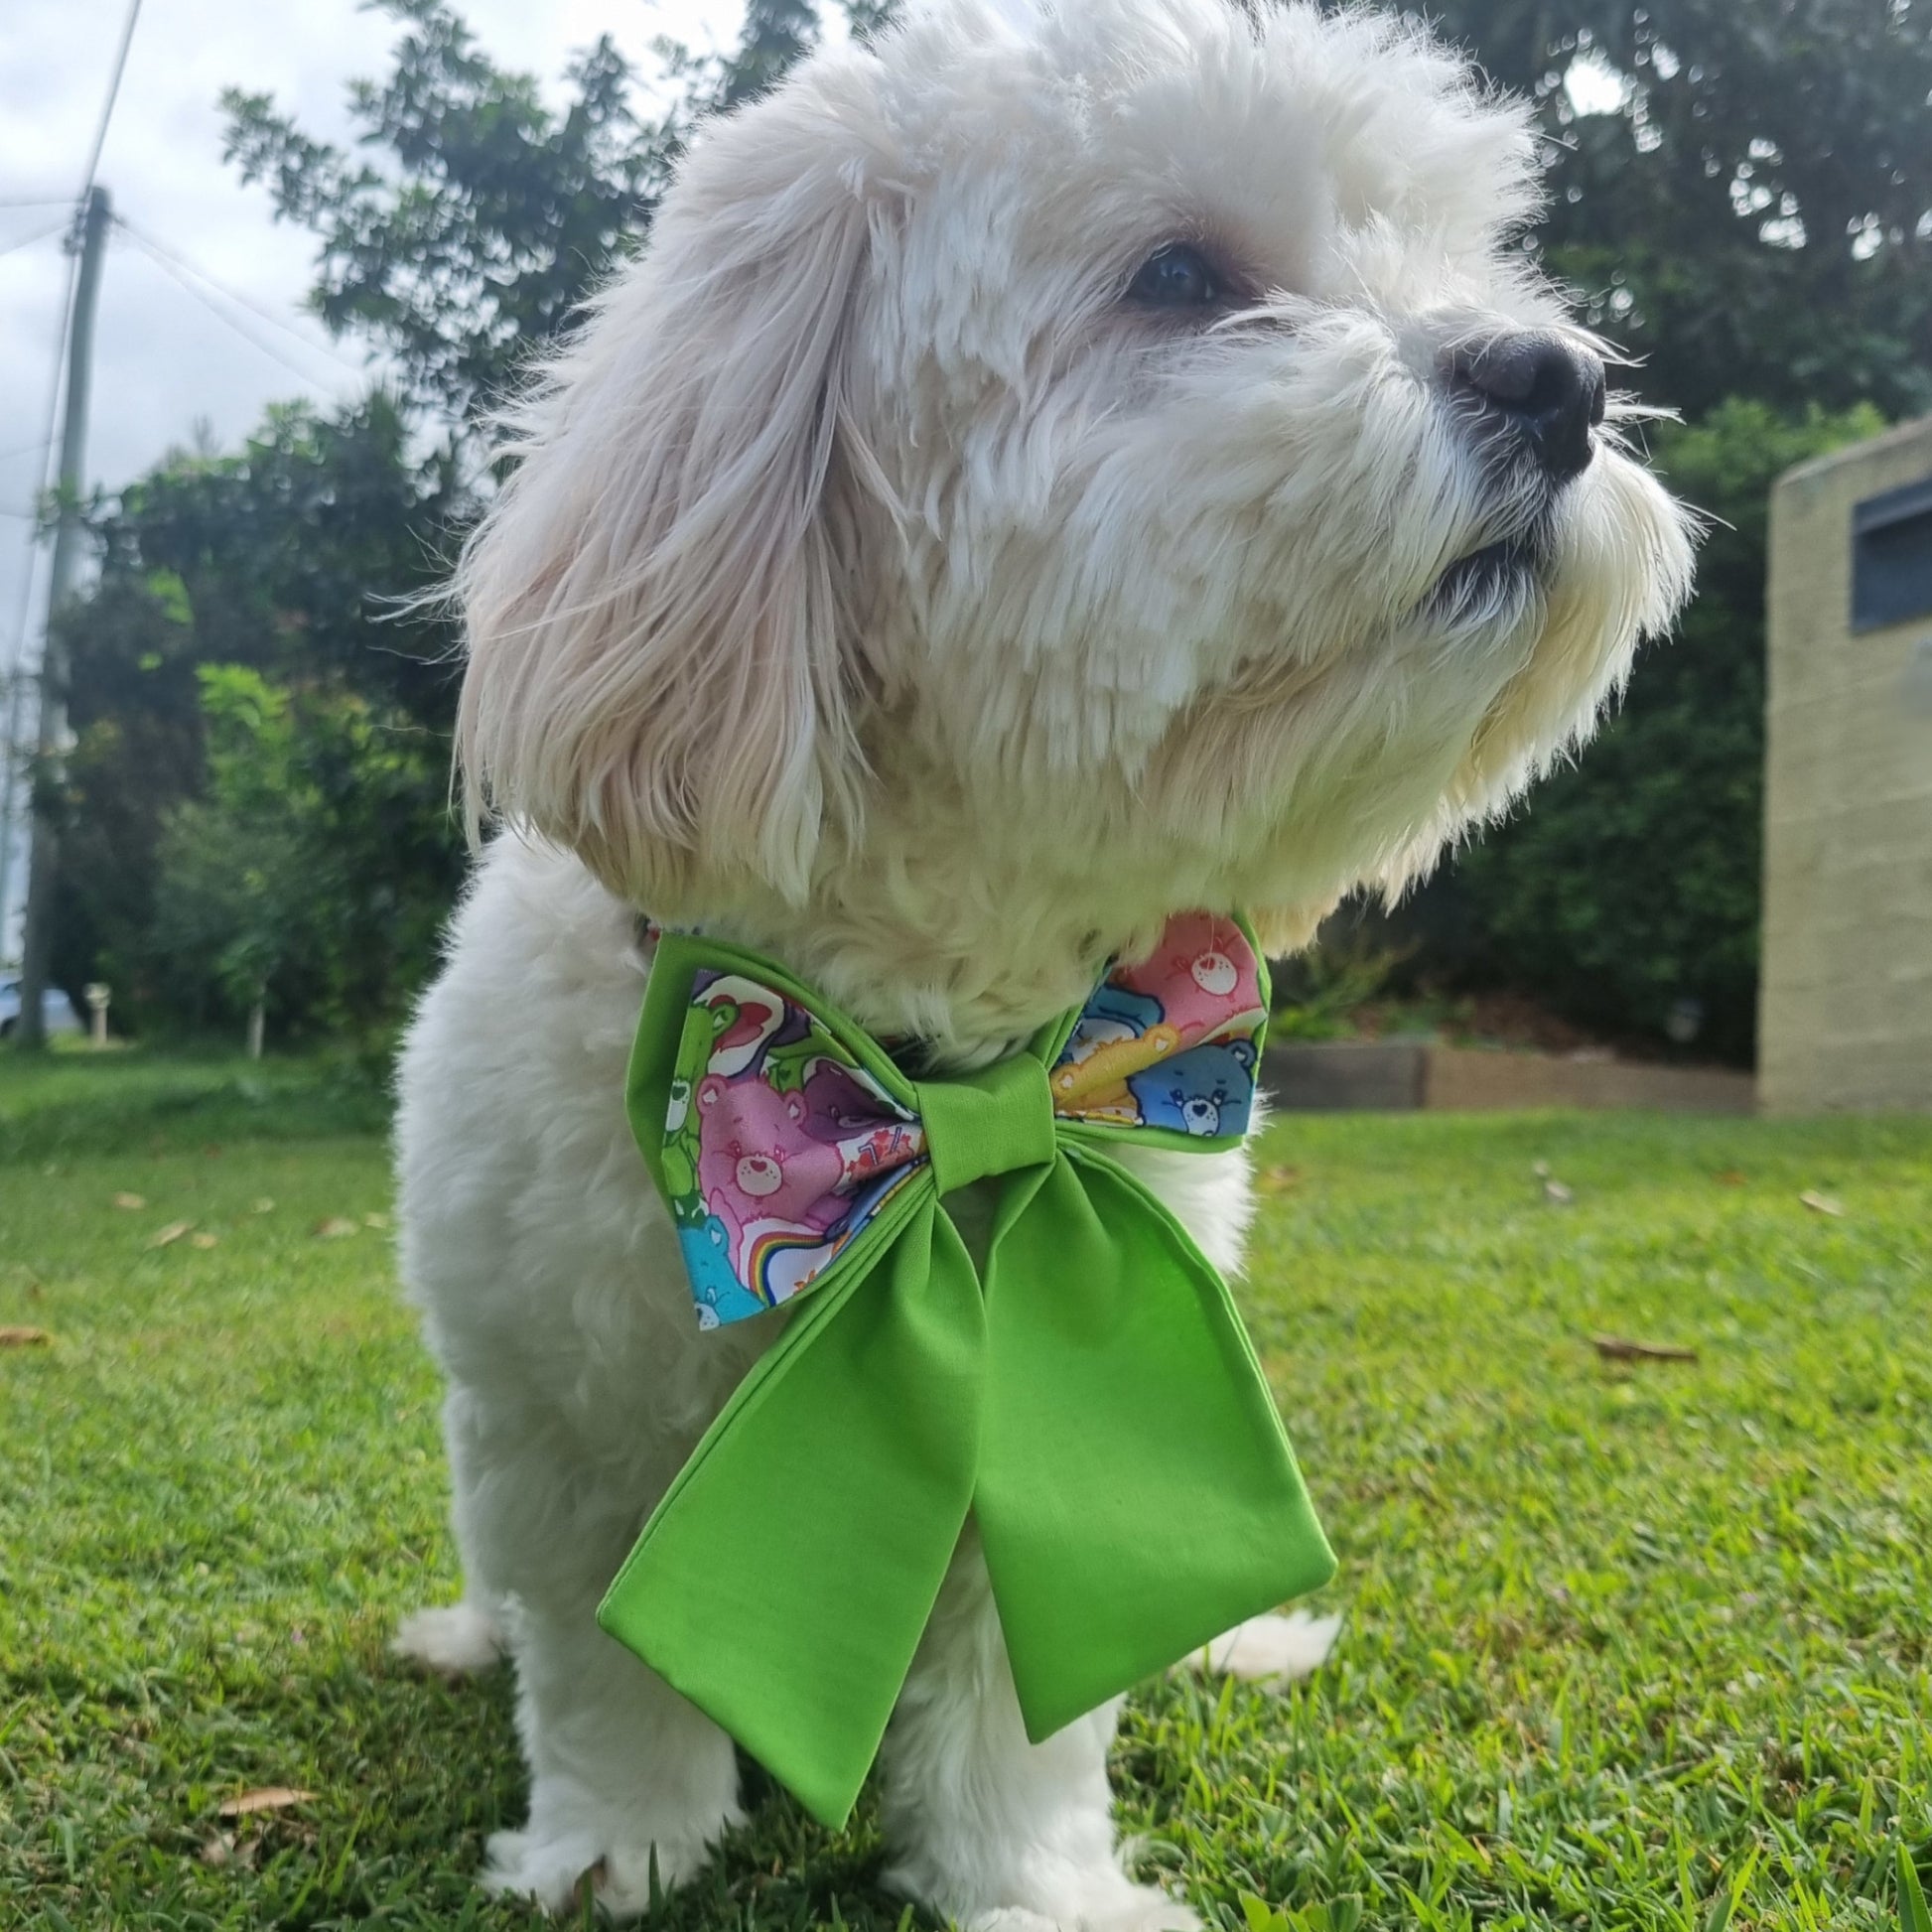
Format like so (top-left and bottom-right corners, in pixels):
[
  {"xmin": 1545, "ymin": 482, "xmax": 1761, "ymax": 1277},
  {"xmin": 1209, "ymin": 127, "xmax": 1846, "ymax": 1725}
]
[{"xmin": 1446, "ymin": 332, "xmax": 1606, "ymax": 483}]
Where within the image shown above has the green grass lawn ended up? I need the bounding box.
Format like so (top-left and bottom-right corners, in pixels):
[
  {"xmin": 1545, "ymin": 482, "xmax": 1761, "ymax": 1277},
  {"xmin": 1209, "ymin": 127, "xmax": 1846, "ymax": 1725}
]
[{"xmin": 2, "ymin": 1051, "xmax": 1929, "ymax": 1930}]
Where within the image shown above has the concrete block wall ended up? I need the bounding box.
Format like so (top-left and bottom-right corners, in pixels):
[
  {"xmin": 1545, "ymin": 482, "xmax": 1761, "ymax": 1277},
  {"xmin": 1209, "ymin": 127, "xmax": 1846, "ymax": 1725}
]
[{"xmin": 1760, "ymin": 418, "xmax": 1932, "ymax": 1113}]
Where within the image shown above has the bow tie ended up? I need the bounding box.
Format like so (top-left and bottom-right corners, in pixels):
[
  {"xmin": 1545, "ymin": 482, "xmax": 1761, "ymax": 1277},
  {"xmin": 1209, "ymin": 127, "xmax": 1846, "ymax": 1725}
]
[{"xmin": 599, "ymin": 913, "xmax": 1334, "ymax": 1829}]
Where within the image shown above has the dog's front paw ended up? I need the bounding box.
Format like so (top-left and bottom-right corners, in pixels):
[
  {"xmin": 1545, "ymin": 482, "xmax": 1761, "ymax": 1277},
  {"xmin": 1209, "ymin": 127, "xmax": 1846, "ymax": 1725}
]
[
  {"xmin": 960, "ymin": 1876, "xmax": 1199, "ymax": 1932},
  {"xmin": 483, "ymin": 1792, "xmax": 737, "ymax": 1920},
  {"xmin": 391, "ymin": 1599, "xmax": 505, "ymax": 1677},
  {"xmin": 1193, "ymin": 1609, "xmax": 1341, "ymax": 1685},
  {"xmin": 890, "ymin": 1857, "xmax": 1199, "ymax": 1932}
]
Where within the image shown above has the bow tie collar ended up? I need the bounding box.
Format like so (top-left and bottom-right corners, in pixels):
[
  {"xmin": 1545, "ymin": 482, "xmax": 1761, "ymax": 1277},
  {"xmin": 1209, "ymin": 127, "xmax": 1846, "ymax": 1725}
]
[{"xmin": 600, "ymin": 911, "xmax": 1334, "ymax": 1828}]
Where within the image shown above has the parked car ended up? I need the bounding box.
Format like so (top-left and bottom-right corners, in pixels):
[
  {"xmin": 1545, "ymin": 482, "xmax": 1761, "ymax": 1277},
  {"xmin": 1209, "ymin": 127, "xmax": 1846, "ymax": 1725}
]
[{"xmin": 0, "ymin": 977, "xmax": 82, "ymax": 1038}]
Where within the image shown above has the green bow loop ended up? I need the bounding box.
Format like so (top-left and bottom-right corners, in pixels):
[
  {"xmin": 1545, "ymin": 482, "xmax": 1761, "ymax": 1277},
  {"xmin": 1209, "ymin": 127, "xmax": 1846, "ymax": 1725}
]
[{"xmin": 600, "ymin": 926, "xmax": 1334, "ymax": 1829}]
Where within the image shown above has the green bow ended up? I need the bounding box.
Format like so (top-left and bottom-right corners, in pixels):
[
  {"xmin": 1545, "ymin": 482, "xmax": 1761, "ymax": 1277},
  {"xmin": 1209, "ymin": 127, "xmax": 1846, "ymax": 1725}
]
[{"xmin": 599, "ymin": 928, "xmax": 1333, "ymax": 1829}]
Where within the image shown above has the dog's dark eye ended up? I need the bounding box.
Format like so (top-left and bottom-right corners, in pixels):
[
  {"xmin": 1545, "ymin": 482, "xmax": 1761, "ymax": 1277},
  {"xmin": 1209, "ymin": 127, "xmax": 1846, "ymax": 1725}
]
[{"xmin": 1126, "ymin": 243, "xmax": 1220, "ymax": 310}]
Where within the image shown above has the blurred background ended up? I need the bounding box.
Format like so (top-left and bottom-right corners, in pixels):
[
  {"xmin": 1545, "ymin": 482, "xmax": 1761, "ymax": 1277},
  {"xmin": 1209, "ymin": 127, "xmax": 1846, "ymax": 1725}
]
[{"xmin": 2, "ymin": 0, "xmax": 1928, "ymax": 1085}]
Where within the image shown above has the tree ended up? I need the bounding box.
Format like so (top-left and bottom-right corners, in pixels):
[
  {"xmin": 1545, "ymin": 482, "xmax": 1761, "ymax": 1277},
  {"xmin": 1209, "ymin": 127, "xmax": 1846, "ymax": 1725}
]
[
  {"xmin": 1408, "ymin": 0, "xmax": 1932, "ymax": 422},
  {"xmin": 221, "ymin": 0, "xmax": 841, "ymax": 430},
  {"xmin": 51, "ymin": 397, "xmax": 464, "ymax": 1037},
  {"xmin": 144, "ymin": 664, "xmax": 459, "ymax": 1048},
  {"xmin": 149, "ymin": 669, "xmax": 319, "ymax": 1049},
  {"xmin": 204, "ymin": 0, "xmax": 1932, "ymax": 1060}
]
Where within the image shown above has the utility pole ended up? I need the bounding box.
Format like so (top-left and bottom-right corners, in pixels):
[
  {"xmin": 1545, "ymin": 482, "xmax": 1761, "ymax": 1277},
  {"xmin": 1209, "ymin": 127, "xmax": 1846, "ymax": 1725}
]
[{"xmin": 14, "ymin": 185, "xmax": 110, "ymax": 1050}]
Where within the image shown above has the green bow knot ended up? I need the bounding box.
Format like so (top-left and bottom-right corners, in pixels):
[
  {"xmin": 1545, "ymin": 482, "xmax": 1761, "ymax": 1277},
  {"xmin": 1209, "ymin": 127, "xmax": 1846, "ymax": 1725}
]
[
  {"xmin": 599, "ymin": 919, "xmax": 1334, "ymax": 1829},
  {"xmin": 917, "ymin": 1055, "xmax": 1057, "ymax": 1192}
]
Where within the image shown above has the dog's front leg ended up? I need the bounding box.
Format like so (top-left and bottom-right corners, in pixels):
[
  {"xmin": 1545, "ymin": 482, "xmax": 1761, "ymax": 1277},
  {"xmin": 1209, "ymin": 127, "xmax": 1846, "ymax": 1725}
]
[
  {"xmin": 880, "ymin": 1530, "xmax": 1198, "ymax": 1932},
  {"xmin": 417, "ymin": 1385, "xmax": 744, "ymax": 1919},
  {"xmin": 489, "ymin": 1588, "xmax": 743, "ymax": 1918}
]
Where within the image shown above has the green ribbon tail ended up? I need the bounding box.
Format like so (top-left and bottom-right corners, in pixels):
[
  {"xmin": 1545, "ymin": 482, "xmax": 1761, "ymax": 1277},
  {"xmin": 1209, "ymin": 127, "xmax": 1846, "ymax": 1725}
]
[
  {"xmin": 596, "ymin": 1193, "xmax": 985, "ymax": 1830},
  {"xmin": 974, "ymin": 1145, "xmax": 1336, "ymax": 1742}
]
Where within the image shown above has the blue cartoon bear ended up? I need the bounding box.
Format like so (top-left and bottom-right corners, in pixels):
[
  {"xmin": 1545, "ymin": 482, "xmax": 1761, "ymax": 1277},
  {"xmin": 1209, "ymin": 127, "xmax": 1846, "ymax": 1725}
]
[
  {"xmin": 677, "ymin": 1214, "xmax": 766, "ymax": 1328},
  {"xmin": 1127, "ymin": 1038, "xmax": 1258, "ymax": 1138}
]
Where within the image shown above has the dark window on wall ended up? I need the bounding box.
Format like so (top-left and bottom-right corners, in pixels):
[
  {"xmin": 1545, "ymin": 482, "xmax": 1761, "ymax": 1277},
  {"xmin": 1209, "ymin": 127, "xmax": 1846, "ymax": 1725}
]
[{"xmin": 1852, "ymin": 475, "xmax": 1932, "ymax": 632}]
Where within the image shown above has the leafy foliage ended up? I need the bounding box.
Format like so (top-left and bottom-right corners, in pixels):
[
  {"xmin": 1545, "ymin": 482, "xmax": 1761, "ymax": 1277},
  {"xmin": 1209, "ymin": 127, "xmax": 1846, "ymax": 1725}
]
[
  {"xmin": 221, "ymin": 0, "xmax": 832, "ymax": 428},
  {"xmin": 44, "ymin": 0, "xmax": 844, "ymax": 1043},
  {"xmin": 1270, "ymin": 931, "xmax": 1412, "ymax": 1042},
  {"xmin": 149, "ymin": 669, "xmax": 318, "ymax": 1027},
  {"xmin": 1411, "ymin": 0, "xmax": 1932, "ymax": 422},
  {"xmin": 141, "ymin": 666, "xmax": 457, "ymax": 1043},
  {"xmin": 49, "ymin": 399, "xmax": 463, "ymax": 1042}
]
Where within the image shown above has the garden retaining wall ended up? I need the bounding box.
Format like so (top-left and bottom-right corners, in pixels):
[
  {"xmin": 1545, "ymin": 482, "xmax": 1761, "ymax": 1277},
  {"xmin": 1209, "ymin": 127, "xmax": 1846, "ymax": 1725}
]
[{"xmin": 1263, "ymin": 1040, "xmax": 1755, "ymax": 1114}]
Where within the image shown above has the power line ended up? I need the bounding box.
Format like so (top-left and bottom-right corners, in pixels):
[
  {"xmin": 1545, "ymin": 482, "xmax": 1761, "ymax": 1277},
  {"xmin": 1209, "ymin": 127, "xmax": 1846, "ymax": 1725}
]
[
  {"xmin": 0, "ymin": 199, "xmax": 72, "ymax": 211},
  {"xmin": 0, "ymin": 216, "xmax": 69, "ymax": 260},
  {"xmin": 78, "ymin": 0, "xmax": 145, "ymax": 199},
  {"xmin": 115, "ymin": 221, "xmax": 360, "ymax": 388},
  {"xmin": 113, "ymin": 215, "xmax": 363, "ymax": 377}
]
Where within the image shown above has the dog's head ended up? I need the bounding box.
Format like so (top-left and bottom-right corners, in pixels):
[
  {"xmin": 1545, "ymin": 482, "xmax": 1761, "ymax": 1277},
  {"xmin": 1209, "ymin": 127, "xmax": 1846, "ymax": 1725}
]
[{"xmin": 457, "ymin": 0, "xmax": 1693, "ymax": 963}]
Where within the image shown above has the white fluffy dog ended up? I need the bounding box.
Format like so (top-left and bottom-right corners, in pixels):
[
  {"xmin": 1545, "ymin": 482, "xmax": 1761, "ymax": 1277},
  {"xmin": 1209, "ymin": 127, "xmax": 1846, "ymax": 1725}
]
[{"xmin": 391, "ymin": 0, "xmax": 1693, "ymax": 1921}]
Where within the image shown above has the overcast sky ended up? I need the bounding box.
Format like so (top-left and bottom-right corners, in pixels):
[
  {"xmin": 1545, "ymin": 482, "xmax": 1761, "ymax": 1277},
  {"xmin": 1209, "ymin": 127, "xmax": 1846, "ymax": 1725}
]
[{"xmin": 0, "ymin": 0, "xmax": 762, "ymax": 956}]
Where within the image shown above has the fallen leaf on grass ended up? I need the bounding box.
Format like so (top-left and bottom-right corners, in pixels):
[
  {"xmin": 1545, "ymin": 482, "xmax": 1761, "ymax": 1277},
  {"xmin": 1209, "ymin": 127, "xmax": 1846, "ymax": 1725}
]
[
  {"xmin": 216, "ymin": 1787, "xmax": 316, "ymax": 1819},
  {"xmin": 146, "ymin": 1221, "xmax": 194, "ymax": 1250},
  {"xmin": 363, "ymin": 1211, "xmax": 392, "ymax": 1229},
  {"xmin": 112, "ymin": 1192, "xmax": 147, "ymax": 1210},
  {"xmin": 312, "ymin": 1218, "xmax": 359, "ymax": 1240},
  {"xmin": 1257, "ymin": 1166, "xmax": 1302, "ymax": 1192},
  {"xmin": 1592, "ymin": 1333, "xmax": 1698, "ymax": 1364},
  {"xmin": 1543, "ymin": 1179, "xmax": 1575, "ymax": 1205},
  {"xmin": 1799, "ymin": 1190, "xmax": 1845, "ymax": 1217},
  {"xmin": 1715, "ymin": 1170, "xmax": 1747, "ymax": 1187},
  {"xmin": 251, "ymin": 1197, "xmax": 275, "ymax": 1215},
  {"xmin": 0, "ymin": 1326, "xmax": 52, "ymax": 1347},
  {"xmin": 199, "ymin": 1834, "xmax": 232, "ymax": 1867},
  {"xmin": 191, "ymin": 1232, "xmax": 219, "ymax": 1250}
]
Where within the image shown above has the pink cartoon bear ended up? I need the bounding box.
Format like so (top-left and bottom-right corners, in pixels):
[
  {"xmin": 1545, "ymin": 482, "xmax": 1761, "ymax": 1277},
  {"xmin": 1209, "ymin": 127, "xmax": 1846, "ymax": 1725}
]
[
  {"xmin": 695, "ymin": 1074, "xmax": 847, "ymax": 1271},
  {"xmin": 1113, "ymin": 911, "xmax": 1262, "ymax": 1049}
]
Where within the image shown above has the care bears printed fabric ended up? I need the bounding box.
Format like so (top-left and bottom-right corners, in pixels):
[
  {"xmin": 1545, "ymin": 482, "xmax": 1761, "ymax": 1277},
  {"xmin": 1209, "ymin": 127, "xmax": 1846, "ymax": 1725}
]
[
  {"xmin": 1048, "ymin": 911, "xmax": 1266, "ymax": 1137},
  {"xmin": 658, "ymin": 911, "xmax": 1268, "ymax": 1328},
  {"xmin": 660, "ymin": 970, "xmax": 928, "ymax": 1328}
]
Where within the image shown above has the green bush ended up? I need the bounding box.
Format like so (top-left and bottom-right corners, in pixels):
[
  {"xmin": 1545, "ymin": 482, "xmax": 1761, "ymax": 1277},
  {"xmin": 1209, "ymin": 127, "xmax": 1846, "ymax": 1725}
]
[
  {"xmin": 87, "ymin": 664, "xmax": 459, "ymax": 1050},
  {"xmin": 1402, "ymin": 399, "xmax": 1886, "ymax": 1065}
]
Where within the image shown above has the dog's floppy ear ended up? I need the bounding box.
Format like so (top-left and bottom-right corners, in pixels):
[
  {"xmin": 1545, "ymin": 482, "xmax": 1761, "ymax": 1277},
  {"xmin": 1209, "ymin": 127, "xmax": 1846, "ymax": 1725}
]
[{"xmin": 455, "ymin": 87, "xmax": 878, "ymax": 912}]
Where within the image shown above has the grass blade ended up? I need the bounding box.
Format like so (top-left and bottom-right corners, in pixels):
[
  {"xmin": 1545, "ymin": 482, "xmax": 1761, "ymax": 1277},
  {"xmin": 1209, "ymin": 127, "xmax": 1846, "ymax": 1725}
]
[{"xmin": 1900, "ymin": 1846, "xmax": 1932, "ymax": 1932}]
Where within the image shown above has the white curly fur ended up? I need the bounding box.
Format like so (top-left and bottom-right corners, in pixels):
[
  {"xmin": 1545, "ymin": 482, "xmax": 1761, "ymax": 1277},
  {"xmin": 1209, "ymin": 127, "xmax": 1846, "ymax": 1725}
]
[{"xmin": 394, "ymin": 0, "xmax": 1693, "ymax": 1921}]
